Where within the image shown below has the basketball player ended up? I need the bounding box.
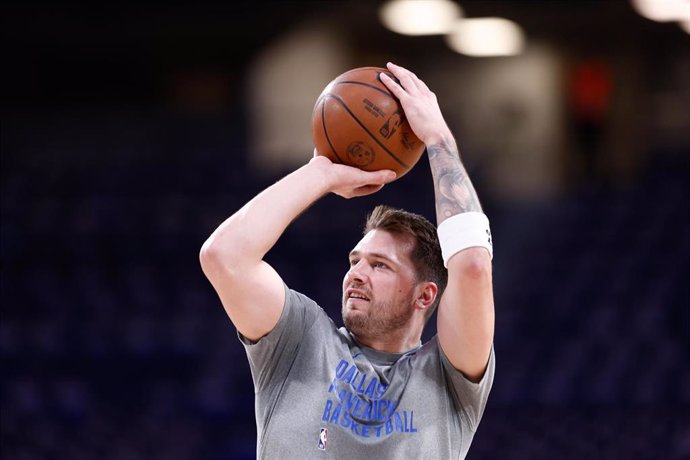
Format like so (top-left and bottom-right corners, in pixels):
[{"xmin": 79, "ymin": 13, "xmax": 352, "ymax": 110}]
[{"xmin": 200, "ymin": 62, "xmax": 495, "ymax": 458}]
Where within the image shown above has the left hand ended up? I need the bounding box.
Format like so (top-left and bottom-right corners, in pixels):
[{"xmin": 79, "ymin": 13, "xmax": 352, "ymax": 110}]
[{"xmin": 309, "ymin": 152, "xmax": 396, "ymax": 199}]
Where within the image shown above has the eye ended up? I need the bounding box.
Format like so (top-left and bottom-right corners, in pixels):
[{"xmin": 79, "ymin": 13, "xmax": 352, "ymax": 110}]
[
  {"xmin": 373, "ymin": 261, "xmax": 388, "ymax": 269},
  {"xmin": 349, "ymin": 258, "xmax": 359, "ymax": 267}
]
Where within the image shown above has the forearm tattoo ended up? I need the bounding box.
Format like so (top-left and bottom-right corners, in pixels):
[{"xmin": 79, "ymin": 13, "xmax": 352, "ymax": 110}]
[{"xmin": 428, "ymin": 140, "xmax": 482, "ymax": 223}]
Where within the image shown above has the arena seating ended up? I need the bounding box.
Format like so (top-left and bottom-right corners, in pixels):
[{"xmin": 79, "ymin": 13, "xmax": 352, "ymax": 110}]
[{"xmin": 2, "ymin": 112, "xmax": 688, "ymax": 459}]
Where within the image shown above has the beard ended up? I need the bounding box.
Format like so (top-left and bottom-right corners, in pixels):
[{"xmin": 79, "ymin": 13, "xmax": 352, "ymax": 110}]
[{"xmin": 341, "ymin": 291, "xmax": 415, "ymax": 339}]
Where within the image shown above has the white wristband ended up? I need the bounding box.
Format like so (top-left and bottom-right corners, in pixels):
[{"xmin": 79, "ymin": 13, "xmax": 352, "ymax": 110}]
[{"xmin": 437, "ymin": 212, "xmax": 493, "ymax": 267}]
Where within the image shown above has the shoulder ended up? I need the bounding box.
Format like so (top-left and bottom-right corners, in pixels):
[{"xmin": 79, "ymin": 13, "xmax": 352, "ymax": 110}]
[
  {"xmin": 283, "ymin": 287, "xmax": 343, "ymax": 341},
  {"xmin": 407, "ymin": 336, "xmax": 444, "ymax": 366},
  {"xmin": 285, "ymin": 286, "xmax": 318, "ymax": 310},
  {"xmin": 240, "ymin": 285, "xmax": 333, "ymax": 346},
  {"xmin": 408, "ymin": 337, "xmax": 495, "ymax": 383},
  {"xmin": 283, "ymin": 287, "xmax": 328, "ymax": 323}
]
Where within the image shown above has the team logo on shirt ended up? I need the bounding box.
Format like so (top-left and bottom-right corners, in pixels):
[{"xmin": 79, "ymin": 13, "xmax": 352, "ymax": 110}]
[
  {"xmin": 321, "ymin": 359, "xmax": 418, "ymax": 439},
  {"xmin": 317, "ymin": 427, "xmax": 328, "ymax": 451}
]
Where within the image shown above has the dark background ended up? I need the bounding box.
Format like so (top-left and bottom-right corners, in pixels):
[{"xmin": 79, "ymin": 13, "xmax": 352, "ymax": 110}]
[{"xmin": 2, "ymin": 1, "xmax": 689, "ymax": 459}]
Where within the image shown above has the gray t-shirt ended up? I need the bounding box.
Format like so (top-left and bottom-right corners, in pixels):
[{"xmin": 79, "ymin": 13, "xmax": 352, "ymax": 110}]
[{"xmin": 240, "ymin": 286, "xmax": 495, "ymax": 459}]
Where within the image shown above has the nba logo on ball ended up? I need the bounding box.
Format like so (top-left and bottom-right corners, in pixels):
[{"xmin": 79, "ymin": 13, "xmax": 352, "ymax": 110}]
[
  {"xmin": 379, "ymin": 111, "xmax": 402, "ymax": 139},
  {"xmin": 318, "ymin": 428, "xmax": 328, "ymax": 450}
]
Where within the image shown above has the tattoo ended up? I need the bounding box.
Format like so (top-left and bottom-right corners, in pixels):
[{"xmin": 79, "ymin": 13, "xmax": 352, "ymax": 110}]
[{"xmin": 428, "ymin": 139, "xmax": 482, "ymax": 223}]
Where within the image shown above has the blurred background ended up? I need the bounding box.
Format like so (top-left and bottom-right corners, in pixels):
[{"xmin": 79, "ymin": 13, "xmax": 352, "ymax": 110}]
[{"xmin": 2, "ymin": 0, "xmax": 689, "ymax": 458}]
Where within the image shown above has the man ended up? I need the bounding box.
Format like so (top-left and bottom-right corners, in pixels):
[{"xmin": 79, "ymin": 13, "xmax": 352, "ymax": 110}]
[{"xmin": 200, "ymin": 62, "xmax": 495, "ymax": 459}]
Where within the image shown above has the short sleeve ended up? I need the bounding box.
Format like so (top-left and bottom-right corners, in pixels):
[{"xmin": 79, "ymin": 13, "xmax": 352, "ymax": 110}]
[
  {"xmin": 440, "ymin": 345, "xmax": 495, "ymax": 431},
  {"xmin": 238, "ymin": 285, "xmax": 320, "ymax": 391}
]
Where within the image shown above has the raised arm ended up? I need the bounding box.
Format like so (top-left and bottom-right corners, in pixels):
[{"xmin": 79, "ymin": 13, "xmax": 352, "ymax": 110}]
[
  {"xmin": 381, "ymin": 63, "xmax": 494, "ymax": 381},
  {"xmin": 199, "ymin": 154, "xmax": 395, "ymax": 342}
]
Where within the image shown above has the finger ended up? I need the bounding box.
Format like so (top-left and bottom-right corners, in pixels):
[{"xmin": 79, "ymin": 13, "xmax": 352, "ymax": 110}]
[
  {"xmin": 379, "ymin": 72, "xmax": 405, "ymax": 99},
  {"xmin": 353, "ymin": 183, "xmax": 385, "ymax": 197},
  {"xmin": 334, "ymin": 183, "xmax": 384, "ymax": 199},
  {"xmin": 363, "ymin": 169, "xmax": 396, "ymax": 184},
  {"xmin": 386, "ymin": 62, "xmax": 418, "ymax": 92},
  {"xmin": 382, "ymin": 169, "xmax": 397, "ymax": 183},
  {"xmin": 387, "ymin": 62, "xmax": 426, "ymax": 93}
]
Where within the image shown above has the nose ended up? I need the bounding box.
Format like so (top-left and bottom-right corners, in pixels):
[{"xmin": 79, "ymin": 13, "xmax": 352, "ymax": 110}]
[{"xmin": 346, "ymin": 260, "xmax": 369, "ymax": 284}]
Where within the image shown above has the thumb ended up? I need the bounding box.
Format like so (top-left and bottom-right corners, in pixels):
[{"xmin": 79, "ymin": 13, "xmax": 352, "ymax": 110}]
[{"xmin": 366, "ymin": 169, "xmax": 396, "ymax": 184}]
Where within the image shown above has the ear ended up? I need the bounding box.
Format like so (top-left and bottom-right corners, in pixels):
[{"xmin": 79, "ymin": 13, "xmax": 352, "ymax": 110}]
[{"xmin": 414, "ymin": 281, "xmax": 438, "ymax": 313}]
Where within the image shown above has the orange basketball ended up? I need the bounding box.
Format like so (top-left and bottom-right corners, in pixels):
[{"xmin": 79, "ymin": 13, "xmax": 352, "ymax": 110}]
[{"xmin": 311, "ymin": 66, "xmax": 426, "ymax": 179}]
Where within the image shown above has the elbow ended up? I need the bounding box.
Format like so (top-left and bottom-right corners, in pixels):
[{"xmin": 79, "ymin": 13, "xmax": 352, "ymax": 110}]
[
  {"xmin": 450, "ymin": 247, "xmax": 492, "ymax": 280},
  {"xmin": 199, "ymin": 234, "xmax": 254, "ymax": 281},
  {"xmin": 199, "ymin": 239, "xmax": 219, "ymax": 274},
  {"xmin": 199, "ymin": 237, "xmax": 232, "ymax": 278}
]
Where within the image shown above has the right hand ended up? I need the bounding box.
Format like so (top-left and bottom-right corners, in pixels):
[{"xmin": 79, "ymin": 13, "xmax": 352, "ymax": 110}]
[
  {"xmin": 380, "ymin": 62, "xmax": 452, "ymax": 147},
  {"xmin": 309, "ymin": 152, "xmax": 396, "ymax": 199}
]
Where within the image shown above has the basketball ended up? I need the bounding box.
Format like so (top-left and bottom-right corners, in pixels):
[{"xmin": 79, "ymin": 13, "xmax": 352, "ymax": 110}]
[{"xmin": 311, "ymin": 66, "xmax": 426, "ymax": 179}]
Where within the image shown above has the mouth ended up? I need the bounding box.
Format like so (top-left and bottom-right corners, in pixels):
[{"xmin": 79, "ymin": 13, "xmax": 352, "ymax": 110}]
[{"xmin": 346, "ymin": 289, "xmax": 371, "ymax": 302}]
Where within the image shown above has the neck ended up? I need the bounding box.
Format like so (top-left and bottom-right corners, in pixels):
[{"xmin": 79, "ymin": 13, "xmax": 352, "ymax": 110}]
[{"xmin": 351, "ymin": 326, "xmax": 422, "ymax": 354}]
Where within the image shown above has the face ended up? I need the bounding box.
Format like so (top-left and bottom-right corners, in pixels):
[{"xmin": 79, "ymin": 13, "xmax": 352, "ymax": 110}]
[{"xmin": 341, "ymin": 229, "xmax": 419, "ymax": 339}]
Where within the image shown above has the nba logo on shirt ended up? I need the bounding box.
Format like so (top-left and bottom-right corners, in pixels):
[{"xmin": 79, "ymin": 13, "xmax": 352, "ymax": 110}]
[{"xmin": 318, "ymin": 428, "xmax": 328, "ymax": 450}]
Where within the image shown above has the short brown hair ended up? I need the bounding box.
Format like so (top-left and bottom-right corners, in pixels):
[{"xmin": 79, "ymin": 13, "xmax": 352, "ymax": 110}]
[{"xmin": 363, "ymin": 205, "xmax": 447, "ymax": 321}]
